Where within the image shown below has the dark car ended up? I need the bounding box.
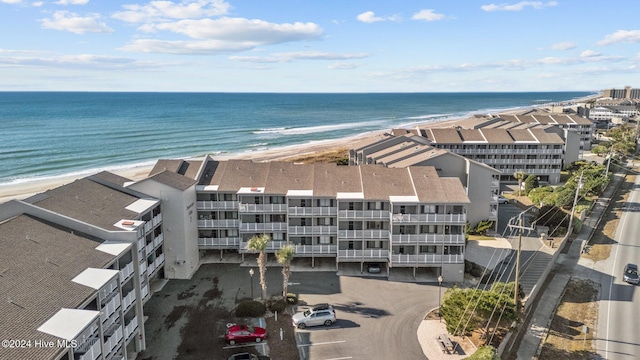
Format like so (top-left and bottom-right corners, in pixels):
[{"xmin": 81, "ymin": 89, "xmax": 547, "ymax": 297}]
[
  {"xmin": 225, "ymin": 324, "xmax": 267, "ymax": 345},
  {"xmin": 367, "ymin": 263, "xmax": 382, "ymax": 274},
  {"xmin": 623, "ymin": 263, "xmax": 639, "ymax": 284},
  {"xmin": 227, "ymin": 353, "xmax": 259, "ymax": 360}
]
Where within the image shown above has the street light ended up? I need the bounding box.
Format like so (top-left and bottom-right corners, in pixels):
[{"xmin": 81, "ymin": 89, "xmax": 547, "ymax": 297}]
[
  {"xmin": 438, "ymin": 274, "xmax": 444, "ymax": 322},
  {"xmin": 249, "ymin": 268, "xmax": 254, "ymax": 299}
]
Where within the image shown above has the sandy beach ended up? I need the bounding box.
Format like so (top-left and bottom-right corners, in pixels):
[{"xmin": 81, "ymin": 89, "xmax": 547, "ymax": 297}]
[{"xmin": 0, "ymin": 97, "xmax": 595, "ymax": 204}]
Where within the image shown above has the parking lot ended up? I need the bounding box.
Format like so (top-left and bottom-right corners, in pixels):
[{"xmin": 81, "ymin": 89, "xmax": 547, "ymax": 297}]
[
  {"xmin": 138, "ymin": 263, "xmax": 442, "ymax": 360},
  {"xmin": 287, "ymin": 271, "xmax": 441, "ymax": 360}
]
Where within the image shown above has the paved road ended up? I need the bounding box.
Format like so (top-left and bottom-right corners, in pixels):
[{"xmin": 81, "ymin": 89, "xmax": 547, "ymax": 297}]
[
  {"xmin": 289, "ymin": 272, "xmax": 440, "ymax": 360},
  {"xmin": 595, "ymin": 173, "xmax": 640, "ymax": 359}
]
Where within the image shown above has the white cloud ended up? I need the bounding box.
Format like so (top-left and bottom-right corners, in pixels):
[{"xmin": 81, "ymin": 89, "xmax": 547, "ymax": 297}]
[
  {"xmin": 0, "ymin": 53, "xmax": 163, "ymax": 70},
  {"xmin": 597, "ymin": 30, "xmax": 640, "ymax": 45},
  {"xmin": 32, "ymin": 1, "xmax": 43, "ymax": 6},
  {"xmin": 1, "ymin": 0, "xmax": 22, "ymax": 4},
  {"xmin": 481, "ymin": 1, "xmax": 558, "ymax": 12},
  {"xmin": 327, "ymin": 62, "xmax": 362, "ymax": 70},
  {"xmin": 229, "ymin": 51, "xmax": 370, "ymax": 63},
  {"xmin": 113, "ymin": 0, "xmax": 231, "ymax": 23},
  {"xmin": 580, "ymin": 50, "xmax": 600, "ymax": 57},
  {"xmin": 55, "ymin": 0, "xmax": 89, "ymax": 5},
  {"xmin": 412, "ymin": 9, "xmax": 445, "ymax": 22},
  {"xmin": 356, "ymin": 11, "xmax": 401, "ymax": 23},
  {"xmin": 140, "ymin": 17, "xmax": 322, "ymax": 42},
  {"xmin": 40, "ymin": 11, "xmax": 113, "ymax": 34},
  {"xmin": 550, "ymin": 41, "xmax": 576, "ymax": 50},
  {"xmin": 119, "ymin": 39, "xmax": 258, "ymax": 54},
  {"xmin": 39, "ymin": 11, "xmax": 113, "ymax": 34}
]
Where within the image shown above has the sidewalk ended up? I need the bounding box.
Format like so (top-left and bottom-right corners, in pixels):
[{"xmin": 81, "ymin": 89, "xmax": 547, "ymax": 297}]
[{"xmin": 515, "ymin": 170, "xmax": 626, "ymax": 359}]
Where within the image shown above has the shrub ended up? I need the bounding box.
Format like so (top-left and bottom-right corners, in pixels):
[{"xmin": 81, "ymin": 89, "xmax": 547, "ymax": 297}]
[
  {"xmin": 235, "ymin": 300, "xmax": 266, "ymax": 317},
  {"xmin": 286, "ymin": 293, "xmax": 298, "ymax": 305},
  {"xmin": 267, "ymin": 298, "xmax": 287, "ymax": 313}
]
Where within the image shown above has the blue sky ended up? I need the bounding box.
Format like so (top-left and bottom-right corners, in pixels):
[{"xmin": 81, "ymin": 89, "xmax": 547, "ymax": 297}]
[{"xmin": 0, "ymin": 0, "xmax": 638, "ymax": 92}]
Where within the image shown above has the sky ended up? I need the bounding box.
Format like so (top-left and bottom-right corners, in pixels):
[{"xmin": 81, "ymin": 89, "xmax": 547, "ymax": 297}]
[{"xmin": 0, "ymin": 0, "xmax": 639, "ymax": 92}]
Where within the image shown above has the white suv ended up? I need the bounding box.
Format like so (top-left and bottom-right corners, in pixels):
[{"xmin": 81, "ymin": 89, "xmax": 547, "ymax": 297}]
[{"xmin": 292, "ymin": 303, "xmax": 336, "ymax": 329}]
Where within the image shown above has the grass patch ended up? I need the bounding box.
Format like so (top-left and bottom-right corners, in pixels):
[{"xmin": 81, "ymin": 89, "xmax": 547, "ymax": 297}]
[
  {"xmin": 539, "ymin": 279, "xmax": 598, "ymax": 359},
  {"xmin": 284, "ymin": 148, "xmax": 348, "ymax": 164},
  {"xmin": 468, "ymin": 235, "xmax": 495, "ymax": 240}
]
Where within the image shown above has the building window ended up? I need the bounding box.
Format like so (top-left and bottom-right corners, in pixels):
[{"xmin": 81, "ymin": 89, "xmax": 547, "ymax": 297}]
[{"xmin": 319, "ymin": 236, "xmax": 331, "ymax": 244}]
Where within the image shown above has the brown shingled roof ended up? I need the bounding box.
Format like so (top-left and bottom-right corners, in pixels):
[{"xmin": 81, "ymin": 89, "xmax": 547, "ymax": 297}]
[
  {"xmin": 146, "ymin": 170, "xmax": 197, "ymax": 191},
  {"xmin": 0, "ymin": 215, "xmax": 115, "ymax": 360}
]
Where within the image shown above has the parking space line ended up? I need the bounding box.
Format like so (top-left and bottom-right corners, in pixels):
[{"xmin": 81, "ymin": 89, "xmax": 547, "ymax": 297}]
[
  {"xmin": 324, "ymin": 357, "xmax": 352, "ymax": 360},
  {"xmin": 222, "ymin": 342, "xmax": 266, "ymax": 350},
  {"xmin": 297, "ymin": 340, "xmax": 346, "ymax": 347}
]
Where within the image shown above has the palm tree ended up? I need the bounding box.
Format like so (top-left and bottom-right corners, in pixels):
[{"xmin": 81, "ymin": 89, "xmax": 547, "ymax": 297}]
[
  {"xmin": 513, "ymin": 171, "xmax": 526, "ymax": 196},
  {"xmin": 276, "ymin": 245, "xmax": 295, "ymax": 297},
  {"xmin": 246, "ymin": 234, "xmax": 271, "ymax": 300}
]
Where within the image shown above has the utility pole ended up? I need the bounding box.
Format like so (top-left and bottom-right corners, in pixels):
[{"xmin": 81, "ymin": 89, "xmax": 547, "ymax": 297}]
[
  {"xmin": 508, "ymin": 210, "xmax": 536, "ymax": 308},
  {"xmin": 567, "ymin": 170, "xmax": 584, "ymax": 235}
]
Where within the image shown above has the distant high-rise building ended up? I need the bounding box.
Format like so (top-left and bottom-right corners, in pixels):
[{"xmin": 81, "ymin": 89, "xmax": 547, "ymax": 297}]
[{"xmin": 604, "ymin": 86, "xmax": 640, "ymax": 99}]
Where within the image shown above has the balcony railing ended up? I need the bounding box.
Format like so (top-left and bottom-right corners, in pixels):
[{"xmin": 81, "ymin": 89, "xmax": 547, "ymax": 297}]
[
  {"xmin": 240, "ymin": 241, "xmax": 288, "ymax": 253},
  {"xmin": 196, "ymin": 200, "xmax": 239, "ymax": 210},
  {"xmin": 198, "ymin": 237, "xmax": 242, "ymax": 249},
  {"xmin": 292, "ymin": 244, "xmax": 338, "ymax": 255},
  {"xmin": 75, "ymin": 337, "xmax": 101, "ymax": 360},
  {"xmin": 147, "ymin": 261, "xmax": 156, "ymax": 275},
  {"xmin": 391, "ymin": 234, "xmax": 465, "ymax": 244},
  {"xmin": 139, "ymin": 261, "xmax": 147, "ymax": 276},
  {"xmin": 491, "ymin": 179, "xmax": 500, "ymax": 187},
  {"xmin": 154, "ymin": 253, "xmax": 165, "ymax": 270},
  {"xmin": 239, "ymin": 203, "xmax": 288, "ymax": 213},
  {"xmin": 391, "ymin": 213, "xmax": 466, "ymax": 224},
  {"xmin": 152, "ymin": 213, "xmax": 162, "ymax": 227},
  {"xmin": 389, "ymin": 253, "xmax": 464, "ymax": 265},
  {"xmin": 141, "ymin": 285, "xmax": 149, "ymax": 299},
  {"xmin": 288, "ymin": 206, "xmax": 337, "ymax": 216},
  {"xmin": 239, "ymin": 222, "xmax": 287, "ymax": 232},
  {"xmin": 338, "ymin": 229, "xmax": 390, "ymax": 239},
  {"xmin": 104, "ymin": 327, "xmax": 123, "ymax": 356},
  {"xmin": 99, "ymin": 280, "xmax": 118, "ymax": 301},
  {"xmin": 119, "ymin": 262, "xmax": 134, "ymax": 283},
  {"xmin": 145, "ymin": 242, "xmax": 154, "ymax": 255},
  {"xmin": 137, "ymin": 238, "xmax": 145, "ymax": 253},
  {"xmin": 198, "ymin": 219, "xmax": 240, "ymax": 228},
  {"xmin": 338, "ymin": 210, "xmax": 389, "ymax": 220},
  {"xmin": 338, "ymin": 249, "xmax": 389, "ymax": 259},
  {"xmin": 122, "ymin": 290, "xmax": 136, "ymax": 312},
  {"xmin": 100, "ymin": 296, "xmax": 121, "ymax": 323},
  {"xmin": 153, "ymin": 234, "xmax": 163, "ymax": 248},
  {"xmin": 125, "ymin": 316, "xmax": 139, "ymax": 340},
  {"xmin": 288, "ymin": 225, "xmax": 337, "ymax": 235},
  {"xmin": 452, "ymin": 148, "xmax": 563, "ymax": 155}
]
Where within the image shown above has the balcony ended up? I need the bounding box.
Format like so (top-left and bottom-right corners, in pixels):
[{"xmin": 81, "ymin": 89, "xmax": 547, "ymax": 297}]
[
  {"xmin": 338, "ymin": 210, "xmax": 389, "ymax": 220},
  {"xmin": 143, "ymin": 222, "xmax": 152, "ymax": 234},
  {"xmin": 104, "ymin": 327, "xmax": 123, "ymax": 356},
  {"xmin": 239, "ymin": 222, "xmax": 287, "ymax": 232},
  {"xmin": 238, "ymin": 203, "xmax": 288, "ymax": 213},
  {"xmin": 99, "ymin": 281, "xmax": 118, "ymax": 301},
  {"xmin": 240, "ymin": 241, "xmax": 288, "ymax": 253},
  {"xmin": 338, "ymin": 249, "xmax": 389, "ymax": 260},
  {"xmin": 292, "ymin": 244, "xmax": 338, "ymax": 256},
  {"xmin": 122, "ymin": 290, "xmax": 136, "ymax": 311},
  {"xmin": 145, "ymin": 242, "xmax": 154, "ymax": 255},
  {"xmin": 391, "ymin": 234, "xmax": 465, "ymax": 245},
  {"xmin": 288, "ymin": 225, "xmax": 337, "ymax": 235},
  {"xmin": 147, "ymin": 261, "xmax": 156, "ymax": 275},
  {"xmin": 391, "ymin": 213, "xmax": 466, "ymax": 224},
  {"xmin": 125, "ymin": 316, "xmax": 139, "ymax": 340},
  {"xmin": 491, "ymin": 179, "xmax": 500, "ymax": 187},
  {"xmin": 75, "ymin": 337, "xmax": 101, "ymax": 360},
  {"xmin": 198, "ymin": 237, "xmax": 242, "ymax": 249},
  {"xmin": 153, "ymin": 234, "xmax": 163, "ymax": 249},
  {"xmin": 389, "ymin": 253, "xmax": 464, "ymax": 266},
  {"xmin": 119, "ymin": 262, "xmax": 134, "ymax": 283},
  {"xmin": 155, "ymin": 253, "xmax": 165, "ymax": 268},
  {"xmin": 100, "ymin": 295, "xmax": 121, "ymax": 323},
  {"xmin": 338, "ymin": 229, "xmax": 390, "ymax": 239},
  {"xmin": 196, "ymin": 200, "xmax": 239, "ymax": 210},
  {"xmin": 137, "ymin": 238, "xmax": 145, "ymax": 253},
  {"xmin": 288, "ymin": 206, "xmax": 337, "ymax": 216},
  {"xmin": 141, "ymin": 285, "xmax": 149, "ymax": 299},
  {"xmin": 152, "ymin": 213, "xmax": 162, "ymax": 227},
  {"xmin": 139, "ymin": 261, "xmax": 147, "ymax": 276},
  {"xmin": 197, "ymin": 219, "xmax": 240, "ymax": 228}
]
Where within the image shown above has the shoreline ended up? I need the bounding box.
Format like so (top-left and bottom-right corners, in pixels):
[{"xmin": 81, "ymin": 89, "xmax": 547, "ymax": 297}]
[{"xmin": 0, "ymin": 93, "xmax": 600, "ymax": 204}]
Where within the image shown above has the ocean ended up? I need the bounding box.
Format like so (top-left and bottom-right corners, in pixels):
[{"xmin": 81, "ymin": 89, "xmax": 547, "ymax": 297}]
[{"xmin": 0, "ymin": 91, "xmax": 595, "ymax": 186}]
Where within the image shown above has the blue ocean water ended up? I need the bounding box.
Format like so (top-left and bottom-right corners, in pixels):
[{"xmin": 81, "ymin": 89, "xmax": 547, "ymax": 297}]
[{"xmin": 0, "ymin": 91, "xmax": 595, "ymax": 185}]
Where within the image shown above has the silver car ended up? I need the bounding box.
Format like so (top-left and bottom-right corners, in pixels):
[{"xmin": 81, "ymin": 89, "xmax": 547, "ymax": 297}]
[{"xmin": 292, "ymin": 304, "xmax": 336, "ymax": 329}]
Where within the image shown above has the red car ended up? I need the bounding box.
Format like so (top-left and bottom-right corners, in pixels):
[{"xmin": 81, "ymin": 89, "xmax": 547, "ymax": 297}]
[{"xmin": 225, "ymin": 324, "xmax": 267, "ymax": 345}]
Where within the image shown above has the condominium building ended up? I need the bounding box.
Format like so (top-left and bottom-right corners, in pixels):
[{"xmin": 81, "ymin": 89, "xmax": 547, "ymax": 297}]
[
  {"xmin": 139, "ymin": 158, "xmax": 470, "ymax": 282},
  {"xmin": 419, "ymin": 128, "xmax": 573, "ymax": 184},
  {"xmin": 587, "ymin": 105, "xmax": 639, "ymax": 122},
  {"xmin": 349, "ymin": 132, "xmax": 501, "ymax": 227},
  {"xmin": 0, "ymin": 183, "xmax": 155, "ymax": 360},
  {"xmin": 603, "ymin": 86, "xmax": 640, "ymax": 100}
]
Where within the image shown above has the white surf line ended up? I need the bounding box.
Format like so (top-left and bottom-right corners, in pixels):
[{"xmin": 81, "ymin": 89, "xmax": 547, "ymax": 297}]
[
  {"xmin": 297, "ymin": 340, "xmax": 347, "ymax": 347},
  {"xmin": 605, "ymin": 174, "xmax": 637, "ymax": 357}
]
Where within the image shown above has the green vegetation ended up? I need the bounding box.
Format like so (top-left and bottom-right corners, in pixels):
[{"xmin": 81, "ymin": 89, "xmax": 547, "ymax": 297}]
[
  {"xmin": 286, "ymin": 293, "xmax": 298, "ymax": 305},
  {"xmin": 236, "ymin": 300, "xmax": 267, "ymax": 317},
  {"xmin": 440, "ymin": 282, "xmax": 520, "ymax": 336},
  {"xmin": 276, "ymin": 244, "xmax": 295, "ymax": 297},
  {"xmin": 246, "ymin": 234, "xmax": 271, "ymax": 300},
  {"xmin": 467, "ymin": 220, "xmax": 494, "ymax": 236},
  {"xmin": 464, "ymin": 345, "xmax": 501, "ymax": 360}
]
